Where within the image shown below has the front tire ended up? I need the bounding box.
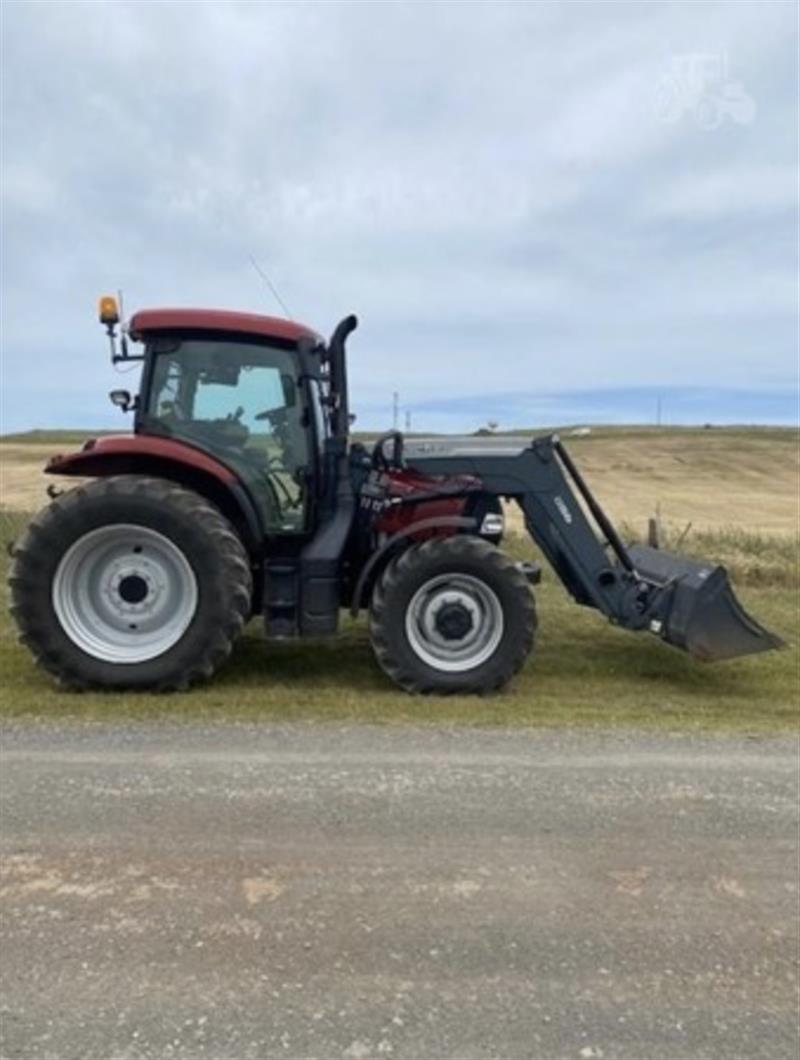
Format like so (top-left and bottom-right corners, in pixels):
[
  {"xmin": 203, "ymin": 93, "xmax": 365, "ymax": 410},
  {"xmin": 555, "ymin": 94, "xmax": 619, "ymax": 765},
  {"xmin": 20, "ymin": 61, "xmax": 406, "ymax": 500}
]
[
  {"xmin": 369, "ymin": 536, "xmax": 536, "ymax": 694},
  {"xmin": 9, "ymin": 476, "xmax": 252, "ymax": 690}
]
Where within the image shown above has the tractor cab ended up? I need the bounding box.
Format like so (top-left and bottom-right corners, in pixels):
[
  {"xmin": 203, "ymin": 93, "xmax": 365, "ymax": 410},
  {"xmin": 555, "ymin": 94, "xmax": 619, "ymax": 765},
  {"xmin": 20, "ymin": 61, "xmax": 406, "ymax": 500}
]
[
  {"xmin": 138, "ymin": 330, "xmax": 312, "ymax": 533},
  {"xmin": 117, "ymin": 305, "xmax": 328, "ymax": 535}
]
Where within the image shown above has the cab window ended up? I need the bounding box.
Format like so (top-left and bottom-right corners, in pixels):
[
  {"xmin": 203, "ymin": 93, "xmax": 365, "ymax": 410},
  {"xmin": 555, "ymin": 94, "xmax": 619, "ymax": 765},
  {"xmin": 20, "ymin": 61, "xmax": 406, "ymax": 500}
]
[{"xmin": 145, "ymin": 337, "xmax": 308, "ymax": 532}]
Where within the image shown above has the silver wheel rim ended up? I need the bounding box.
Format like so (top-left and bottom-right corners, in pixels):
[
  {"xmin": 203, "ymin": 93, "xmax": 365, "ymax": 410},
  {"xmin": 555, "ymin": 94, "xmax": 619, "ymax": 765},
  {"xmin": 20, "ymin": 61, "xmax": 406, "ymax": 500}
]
[
  {"xmin": 52, "ymin": 524, "xmax": 198, "ymax": 664},
  {"xmin": 405, "ymin": 573, "xmax": 504, "ymax": 673}
]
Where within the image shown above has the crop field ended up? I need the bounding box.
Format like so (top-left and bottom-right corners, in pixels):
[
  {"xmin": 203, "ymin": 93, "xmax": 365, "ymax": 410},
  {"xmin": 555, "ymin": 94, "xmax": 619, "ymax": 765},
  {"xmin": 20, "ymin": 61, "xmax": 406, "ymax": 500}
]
[{"xmin": 0, "ymin": 426, "xmax": 797, "ymax": 730}]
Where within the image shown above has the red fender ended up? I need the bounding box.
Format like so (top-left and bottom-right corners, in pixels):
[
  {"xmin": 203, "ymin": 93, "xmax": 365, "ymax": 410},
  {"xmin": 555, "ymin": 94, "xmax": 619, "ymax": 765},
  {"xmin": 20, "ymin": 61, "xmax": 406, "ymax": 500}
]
[
  {"xmin": 45, "ymin": 434, "xmax": 238, "ymax": 483},
  {"xmin": 44, "ymin": 434, "xmax": 262, "ymax": 551}
]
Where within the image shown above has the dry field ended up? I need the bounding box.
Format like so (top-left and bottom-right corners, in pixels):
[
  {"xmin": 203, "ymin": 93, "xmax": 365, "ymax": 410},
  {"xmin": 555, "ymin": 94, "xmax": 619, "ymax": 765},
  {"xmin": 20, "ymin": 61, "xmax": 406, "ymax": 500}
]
[
  {"xmin": 501, "ymin": 426, "xmax": 799, "ymax": 536},
  {"xmin": 2, "ymin": 428, "xmax": 798, "ymax": 534},
  {"xmin": 1, "ymin": 444, "xmax": 69, "ymax": 511}
]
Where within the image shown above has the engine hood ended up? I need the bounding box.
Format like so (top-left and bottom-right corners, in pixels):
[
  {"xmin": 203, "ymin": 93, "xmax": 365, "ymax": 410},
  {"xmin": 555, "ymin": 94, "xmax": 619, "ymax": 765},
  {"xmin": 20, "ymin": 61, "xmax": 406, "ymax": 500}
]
[{"xmin": 402, "ymin": 436, "xmax": 532, "ymax": 462}]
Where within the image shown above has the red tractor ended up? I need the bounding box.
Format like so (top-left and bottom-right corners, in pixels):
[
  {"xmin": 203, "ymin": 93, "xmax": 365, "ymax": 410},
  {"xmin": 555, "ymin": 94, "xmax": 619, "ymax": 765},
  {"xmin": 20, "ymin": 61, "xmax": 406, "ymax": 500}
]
[{"xmin": 8, "ymin": 300, "xmax": 782, "ymax": 693}]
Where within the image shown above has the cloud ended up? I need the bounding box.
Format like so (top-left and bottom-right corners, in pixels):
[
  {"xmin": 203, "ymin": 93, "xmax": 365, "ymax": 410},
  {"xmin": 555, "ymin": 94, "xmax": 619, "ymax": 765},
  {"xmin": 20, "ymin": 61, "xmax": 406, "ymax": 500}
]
[
  {"xmin": 1, "ymin": 0, "xmax": 797, "ymax": 432},
  {"xmin": 647, "ymin": 165, "xmax": 798, "ymax": 219}
]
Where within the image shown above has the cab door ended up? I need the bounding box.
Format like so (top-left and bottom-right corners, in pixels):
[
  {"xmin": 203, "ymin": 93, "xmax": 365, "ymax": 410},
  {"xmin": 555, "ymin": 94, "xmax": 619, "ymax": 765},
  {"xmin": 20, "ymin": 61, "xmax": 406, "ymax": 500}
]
[{"xmin": 144, "ymin": 335, "xmax": 311, "ymax": 533}]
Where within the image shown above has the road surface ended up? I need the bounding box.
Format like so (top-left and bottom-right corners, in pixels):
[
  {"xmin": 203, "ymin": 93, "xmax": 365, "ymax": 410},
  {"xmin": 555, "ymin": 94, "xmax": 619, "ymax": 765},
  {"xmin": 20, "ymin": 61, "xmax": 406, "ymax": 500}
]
[{"xmin": 1, "ymin": 721, "xmax": 797, "ymax": 1060}]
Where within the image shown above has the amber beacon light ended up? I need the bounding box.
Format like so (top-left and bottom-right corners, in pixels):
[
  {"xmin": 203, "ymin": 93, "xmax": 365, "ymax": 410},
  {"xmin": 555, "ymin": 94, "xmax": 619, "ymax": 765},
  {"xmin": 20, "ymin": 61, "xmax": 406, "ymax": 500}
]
[{"xmin": 98, "ymin": 295, "xmax": 119, "ymax": 326}]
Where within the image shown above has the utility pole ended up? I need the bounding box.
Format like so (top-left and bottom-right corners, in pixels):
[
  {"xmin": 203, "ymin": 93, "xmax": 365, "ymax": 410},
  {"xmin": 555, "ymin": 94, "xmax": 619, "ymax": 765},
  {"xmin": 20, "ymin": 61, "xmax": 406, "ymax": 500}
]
[{"xmin": 392, "ymin": 391, "xmax": 399, "ymax": 431}]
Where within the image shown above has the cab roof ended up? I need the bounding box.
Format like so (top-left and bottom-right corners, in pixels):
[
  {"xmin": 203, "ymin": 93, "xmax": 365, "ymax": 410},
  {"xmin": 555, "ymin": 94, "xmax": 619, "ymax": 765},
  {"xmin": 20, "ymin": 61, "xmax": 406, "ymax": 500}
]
[{"xmin": 129, "ymin": 308, "xmax": 322, "ymax": 346}]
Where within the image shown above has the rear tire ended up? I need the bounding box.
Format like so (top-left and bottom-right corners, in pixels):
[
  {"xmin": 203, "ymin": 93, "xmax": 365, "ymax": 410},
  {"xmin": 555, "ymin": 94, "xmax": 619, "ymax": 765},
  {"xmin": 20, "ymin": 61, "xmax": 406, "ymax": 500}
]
[
  {"xmin": 369, "ymin": 536, "xmax": 536, "ymax": 694},
  {"xmin": 9, "ymin": 476, "xmax": 252, "ymax": 690}
]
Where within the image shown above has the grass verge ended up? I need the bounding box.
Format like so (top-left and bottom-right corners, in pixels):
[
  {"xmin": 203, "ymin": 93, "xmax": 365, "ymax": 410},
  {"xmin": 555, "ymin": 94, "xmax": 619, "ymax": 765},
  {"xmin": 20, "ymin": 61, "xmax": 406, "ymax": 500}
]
[{"xmin": 0, "ymin": 512, "xmax": 796, "ymax": 731}]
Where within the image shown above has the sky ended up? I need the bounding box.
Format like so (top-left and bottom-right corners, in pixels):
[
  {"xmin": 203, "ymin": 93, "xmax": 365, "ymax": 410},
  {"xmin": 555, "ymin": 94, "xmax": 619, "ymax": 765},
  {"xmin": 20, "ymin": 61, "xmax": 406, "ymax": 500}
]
[{"xmin": 1, "ymin": 0, "xmax": 798, "ymax": 434}]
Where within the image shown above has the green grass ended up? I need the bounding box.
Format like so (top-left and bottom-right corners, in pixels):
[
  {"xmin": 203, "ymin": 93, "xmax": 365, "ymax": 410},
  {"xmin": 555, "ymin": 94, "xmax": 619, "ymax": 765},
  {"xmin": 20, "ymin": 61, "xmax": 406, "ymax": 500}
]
[{"xmin": 0, "ymin": 510, "xmax": 796, "ymax": 732}]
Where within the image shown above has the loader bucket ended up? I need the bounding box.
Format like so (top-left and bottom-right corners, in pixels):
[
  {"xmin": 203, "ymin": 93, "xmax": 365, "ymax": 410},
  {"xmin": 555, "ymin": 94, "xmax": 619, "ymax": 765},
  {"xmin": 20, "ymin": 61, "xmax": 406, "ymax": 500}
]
[{"xmin": 628, "ymin": 545, "xmax": 786, "ymax": 662}]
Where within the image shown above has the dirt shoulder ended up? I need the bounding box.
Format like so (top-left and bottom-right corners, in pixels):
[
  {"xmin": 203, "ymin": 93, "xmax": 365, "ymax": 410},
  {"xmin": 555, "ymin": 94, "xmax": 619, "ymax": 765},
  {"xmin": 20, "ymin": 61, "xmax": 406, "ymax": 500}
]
[{"xmin": 1, "ymin": 721, "xmax": 797, "ymax": 1060}]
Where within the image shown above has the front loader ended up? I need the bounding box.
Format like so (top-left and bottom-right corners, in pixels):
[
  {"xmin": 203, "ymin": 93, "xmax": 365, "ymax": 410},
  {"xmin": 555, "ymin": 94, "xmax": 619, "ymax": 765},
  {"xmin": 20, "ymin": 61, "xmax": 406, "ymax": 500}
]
[{"xmin": 8, "ymin": 301, "xmax": 784, "ymax": 694}]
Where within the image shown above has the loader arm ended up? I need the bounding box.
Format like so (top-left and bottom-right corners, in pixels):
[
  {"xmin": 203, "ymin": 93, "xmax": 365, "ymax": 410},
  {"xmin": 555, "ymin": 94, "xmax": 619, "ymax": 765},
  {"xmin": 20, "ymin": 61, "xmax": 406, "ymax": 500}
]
[{"xmin": 405, "ymin": 435, "xmax": 784, "ymax": 662}]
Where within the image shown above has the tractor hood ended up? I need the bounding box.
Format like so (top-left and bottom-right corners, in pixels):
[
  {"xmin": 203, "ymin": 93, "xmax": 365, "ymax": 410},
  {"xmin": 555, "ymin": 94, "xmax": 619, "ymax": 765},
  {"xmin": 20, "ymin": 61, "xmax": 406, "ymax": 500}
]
[{"xmin": 403, "ymin": 436, "xmax": 532, "ymax": 461}]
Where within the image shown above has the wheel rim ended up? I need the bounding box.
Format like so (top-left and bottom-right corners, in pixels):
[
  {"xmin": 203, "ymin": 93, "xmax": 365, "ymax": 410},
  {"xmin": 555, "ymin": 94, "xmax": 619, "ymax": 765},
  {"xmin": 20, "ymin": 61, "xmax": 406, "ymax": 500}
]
[
  {"xmin": 52, "ymin": 524, "xmax": 198, "ymax": 664},
  {"xmin": 405, "ymin": 573, "xmax": 504, "ymax": 673}
]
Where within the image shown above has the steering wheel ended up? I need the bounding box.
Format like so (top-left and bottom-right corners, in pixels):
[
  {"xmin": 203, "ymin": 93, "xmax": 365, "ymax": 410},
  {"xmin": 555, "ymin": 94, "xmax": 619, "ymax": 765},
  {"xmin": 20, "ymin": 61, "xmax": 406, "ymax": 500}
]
[{"xmin": 371, "ymin": 431, "xmax": 405, "ymax": 470}]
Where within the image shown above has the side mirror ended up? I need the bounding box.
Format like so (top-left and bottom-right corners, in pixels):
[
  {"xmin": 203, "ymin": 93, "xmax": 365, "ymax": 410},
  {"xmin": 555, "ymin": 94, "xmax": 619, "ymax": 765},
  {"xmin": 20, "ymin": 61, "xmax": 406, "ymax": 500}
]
[{"xmin": 109, "ymin": 389, "xmax": 133, "ymax": 412}]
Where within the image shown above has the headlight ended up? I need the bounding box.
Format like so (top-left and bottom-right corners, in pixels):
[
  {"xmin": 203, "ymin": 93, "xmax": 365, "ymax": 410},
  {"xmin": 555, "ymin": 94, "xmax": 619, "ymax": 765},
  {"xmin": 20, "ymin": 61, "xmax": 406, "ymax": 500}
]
[{"xmin": 479, "ymin": 512, "xmax": 504, "ymax": 537}]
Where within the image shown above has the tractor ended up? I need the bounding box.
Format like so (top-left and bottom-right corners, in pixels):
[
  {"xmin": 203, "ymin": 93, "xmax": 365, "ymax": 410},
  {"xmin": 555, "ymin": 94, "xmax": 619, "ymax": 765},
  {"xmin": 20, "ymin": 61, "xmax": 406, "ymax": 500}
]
[{"xmin": 8, "ymin": 300, "xmax": 783, "ymax": 693}]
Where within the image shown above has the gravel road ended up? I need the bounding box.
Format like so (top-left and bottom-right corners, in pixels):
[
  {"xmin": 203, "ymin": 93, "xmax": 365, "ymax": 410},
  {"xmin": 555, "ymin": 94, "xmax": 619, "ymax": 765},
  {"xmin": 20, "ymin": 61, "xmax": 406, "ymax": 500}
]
[{"xmin": 1, "ymin": 721, "xmax": 797, "ymax": 1060}]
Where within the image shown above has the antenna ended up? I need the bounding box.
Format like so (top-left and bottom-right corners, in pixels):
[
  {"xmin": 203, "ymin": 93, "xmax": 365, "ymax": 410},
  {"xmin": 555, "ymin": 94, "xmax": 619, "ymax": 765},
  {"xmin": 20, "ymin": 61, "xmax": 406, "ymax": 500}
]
[{"xmin": 248, "ymin": 254, "xmax": 293, "ymax": 320}]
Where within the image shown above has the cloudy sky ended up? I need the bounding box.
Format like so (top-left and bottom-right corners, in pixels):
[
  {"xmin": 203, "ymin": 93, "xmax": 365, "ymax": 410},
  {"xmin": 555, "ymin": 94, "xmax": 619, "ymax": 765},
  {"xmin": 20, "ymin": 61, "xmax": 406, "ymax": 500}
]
[{"xmin": 1, "ymin": 0, "xmax": 797, "ymax": 433}]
